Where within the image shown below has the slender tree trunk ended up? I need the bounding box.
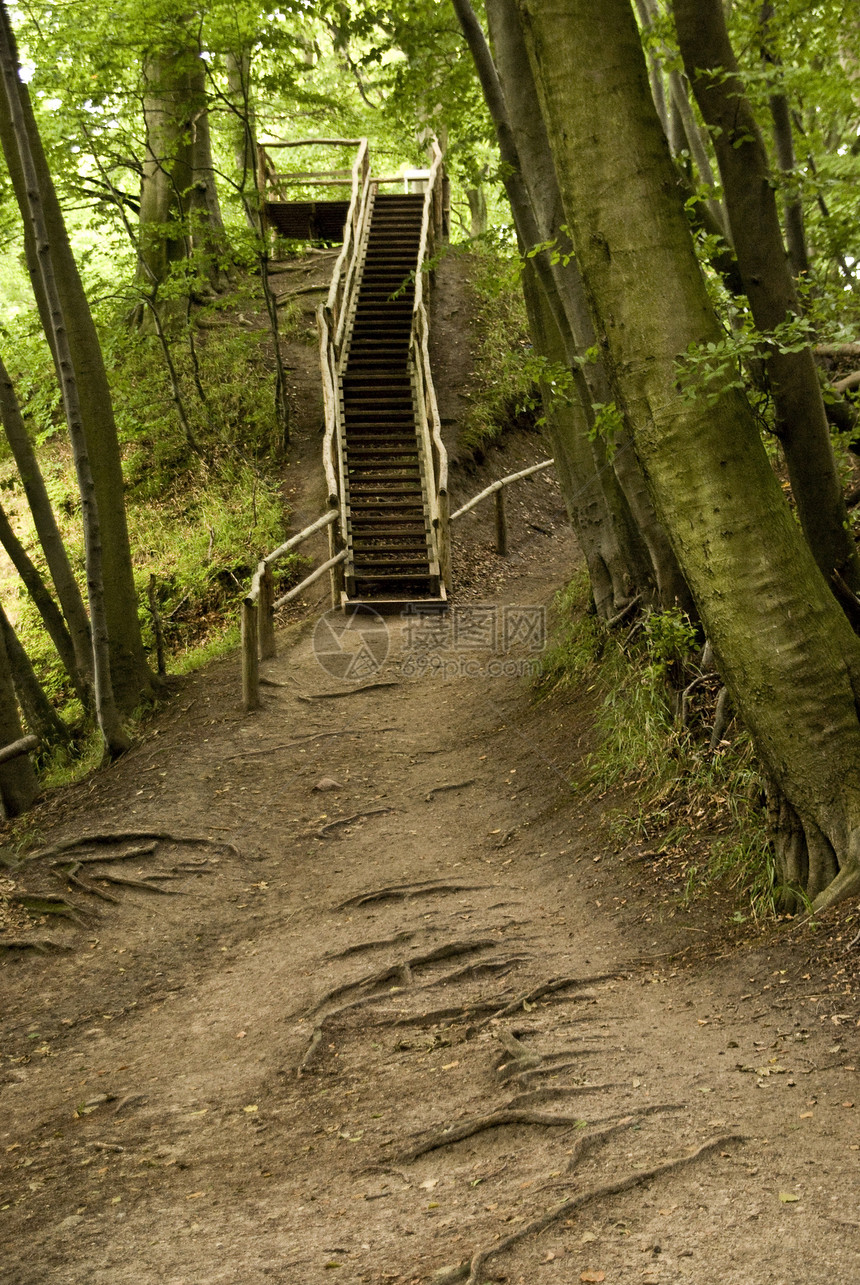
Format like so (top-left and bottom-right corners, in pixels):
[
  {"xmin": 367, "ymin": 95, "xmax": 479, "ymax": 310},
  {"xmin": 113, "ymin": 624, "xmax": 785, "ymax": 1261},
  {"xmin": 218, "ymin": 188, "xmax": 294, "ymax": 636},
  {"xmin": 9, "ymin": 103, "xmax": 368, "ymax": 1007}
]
[
  {"xmin": 0, "ymin": 502, "xmax": 86, "ymax": 703},
  {"xmin": 521, "ymin": 262, "xmax": 634, "ymax": 616},
  {"xmin": 0, "ymin": 604, "xmax": 68, "ymax": 745},
  {"xmin": 673, "ymin": 0, "xmax": 860, "ymax": 596},
  {"xmin": 226, "ymin": 50, "xmax": 258, "ymax": 231},
  {"xmin": 0, "ymin": 620, "xmax": 38, "ymax": 816},
  {"xmin": 516, "ymin": 0, "xmax": 860, "ymax": 911},
  {"xmin": 0, "ymin": 351, "xmax": 92, "ymax": 693},
  {"xmin": 759, "ymin": 3, "xmax": 810, "ymax": 280},
  {"xmin": 0, "ymin": 11, "xmax": 152, "ymax": 716},
  {"xmin": 0, "ymin": 2, "xmax": 130, "ymax": 754}
]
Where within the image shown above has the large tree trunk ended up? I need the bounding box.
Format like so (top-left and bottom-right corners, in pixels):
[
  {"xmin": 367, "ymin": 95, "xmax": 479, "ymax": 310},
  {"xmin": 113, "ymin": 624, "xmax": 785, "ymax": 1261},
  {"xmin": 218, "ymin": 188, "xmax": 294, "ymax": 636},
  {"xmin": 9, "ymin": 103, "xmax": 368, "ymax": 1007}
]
[
  {"xmin": 0, "ymin": 11, "xmax": 152, "ymax": 718},
  {"xmin": 225, "ymin": 50, "xmax": 258, "ymax": 230},
  {"xmin": 138, "ymin": 41, "xmax": 227, "ymax": 299},
  {"xmin": 673, "ymin": 0, "xmax": 860, "ymax": 597},
  {"xmin": 485, "ymin": 0, "xmax": 691, "ymax": 614},
  {"xmin": 453, "ymin": 0, "xmax": 657, "ymax": 613},
  {"xmin": 516, "ymin": 0, "xmax": 860, "ymax": 911},
  {"xmin": 0, "ymin": 351, "xmax": 92, "ymax": 695}
]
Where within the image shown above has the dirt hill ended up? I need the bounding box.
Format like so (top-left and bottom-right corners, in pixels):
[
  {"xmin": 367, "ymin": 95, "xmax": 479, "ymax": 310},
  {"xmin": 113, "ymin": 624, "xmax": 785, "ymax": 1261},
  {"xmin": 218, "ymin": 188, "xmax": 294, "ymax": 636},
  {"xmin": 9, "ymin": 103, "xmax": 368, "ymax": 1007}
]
[{"xmin": 0, "ymin": 252, "xmax": 859, "ymax": 1285}]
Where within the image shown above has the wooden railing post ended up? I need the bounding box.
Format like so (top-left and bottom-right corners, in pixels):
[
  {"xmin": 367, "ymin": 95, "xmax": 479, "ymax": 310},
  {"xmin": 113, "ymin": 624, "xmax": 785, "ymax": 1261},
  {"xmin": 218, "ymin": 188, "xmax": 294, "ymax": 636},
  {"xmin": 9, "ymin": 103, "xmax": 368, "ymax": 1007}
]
[
  {"xmin": 437, "ymin": 491, "xmax": 452, "ymax": 592},
  {"xmin": 258, "ymin": 561, "xmax": 276, "ymax": 659},
  {"xmin": 495, "ymin": 486, "xmax": 508, "ymax": 556},
  {"xmin": 241, "ymin": 596, "xmax": 260, "ymax": 713},
  {"xmin": 327, "ymin": 509, "xmax": 346, "ymax": 608}
]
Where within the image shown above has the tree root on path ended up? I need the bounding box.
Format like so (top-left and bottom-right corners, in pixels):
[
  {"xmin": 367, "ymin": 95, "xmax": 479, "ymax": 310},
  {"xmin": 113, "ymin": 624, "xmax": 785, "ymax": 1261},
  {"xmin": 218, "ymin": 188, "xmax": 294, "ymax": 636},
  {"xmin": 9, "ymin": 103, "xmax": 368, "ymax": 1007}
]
[
  {"xmin": 30, "ymin": 833, "xmax": 238, "ymax": 862},
  {"xmin": 314, "ymin": 808, "xmax": 394, "ymax": 839},
  {"xmin": 469, "ymin": 974, "xmax": 617, "ymax": 1029},
  {"xmin": 297, "ymin": 681, "xmax": 400, "ymax": 701},
  {"xmin": 430, "ymin": 1132, "xmax": 744, "ymax": 1285},
  {"xmin": 312, "ymin": 939, "xmax": 500, "ymax": 1012},
  {"xmin": 398, "ymin": 1107, "xmax": 594, "ymax": 1163},
  {"xmin": 0, "ymin": 935, "xmax": 73, "ymax": 951},
  {"xmin": 337, "ymin": 880, "xmax": 489, "ymax": 909},
  {"xmin": 505, "ymin": 1085, "xmax": 618, "ymax": 1109},
  {"xmin": 425, "ymin": 779, "xmax": 477, "ymax": 802},
  {"xmin": 323, "ymin": 930, "xmax": 416, "ymax": 960},
  {"xmin": 224, "ymin": 727, "xmax": 400, "ymax": 759}
]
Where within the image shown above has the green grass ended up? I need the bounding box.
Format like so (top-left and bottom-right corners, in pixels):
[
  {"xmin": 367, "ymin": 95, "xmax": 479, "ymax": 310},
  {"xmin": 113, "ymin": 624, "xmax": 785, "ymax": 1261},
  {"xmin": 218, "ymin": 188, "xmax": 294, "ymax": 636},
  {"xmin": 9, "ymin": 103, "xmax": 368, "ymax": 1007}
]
[{"xmin": 535, "ymin": 575, "xmax": 779, "ymax": 920}]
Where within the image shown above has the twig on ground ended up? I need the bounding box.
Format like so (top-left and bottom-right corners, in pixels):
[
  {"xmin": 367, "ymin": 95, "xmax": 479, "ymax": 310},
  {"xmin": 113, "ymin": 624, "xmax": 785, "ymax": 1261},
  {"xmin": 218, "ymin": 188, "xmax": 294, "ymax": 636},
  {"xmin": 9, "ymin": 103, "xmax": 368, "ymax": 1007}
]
[
  {"xmin": 425, "ymin": 779, "xmax": 477, "ymax": 802},
  {"xmin": 315, "ymin": 807, "xmax": 394, "ymax": 838},
  {"xmin": 224, "ymin": 727, "xmax": 399, "ymax": 759}
]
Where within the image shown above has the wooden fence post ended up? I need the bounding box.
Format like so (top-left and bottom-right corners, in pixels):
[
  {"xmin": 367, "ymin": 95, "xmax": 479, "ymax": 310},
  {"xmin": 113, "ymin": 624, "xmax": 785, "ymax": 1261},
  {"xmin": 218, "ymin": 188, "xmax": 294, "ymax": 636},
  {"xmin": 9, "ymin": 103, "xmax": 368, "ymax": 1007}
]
[
  {"xmin": 258, "ymin": 562, "xmax": 276, "ymax": 659},
  {"xmin": 241, "ymin": 597, "xmax": 260, "ymax": 713},
  {"xmin": 328, "ymin": 515, "xmax": 346, "ymax": 608},
  {"xmin": 494, "ymin": 486, "xmax": 508, "ymax": 556},
  {"xmin": 437, "ymin": 492, "xmax": 452, "ymax": 592}
]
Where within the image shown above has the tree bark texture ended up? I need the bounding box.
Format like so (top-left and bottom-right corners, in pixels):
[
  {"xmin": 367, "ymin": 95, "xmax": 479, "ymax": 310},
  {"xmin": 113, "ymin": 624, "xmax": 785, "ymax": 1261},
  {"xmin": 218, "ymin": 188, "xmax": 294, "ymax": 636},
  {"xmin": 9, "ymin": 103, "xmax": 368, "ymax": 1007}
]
[
  {"xmin": 0, "ymin": 604, "xmax": 68, "ymax": 745},
  {"xmin": 0, "ymin": 616, "xmax": 37, "ymax": 816},
  {"xmin": 0, "ymin": 351, "xmax": 92, "ymax": 693},
  {"xmin": 485, "ymin": 0, "xmax": 692, "ymax": 614},
  {"xmin": 138, "ymin": 43, "xmax": 227, "ymax": 293},
  {"xmin": 454, "ymin": 0, "xmax": 667, "ymax": 612},
  {"xmin": 0, "ymin": 9, "xmax": 152, "ymax": 716},
  {"xmin": 0, "ymin": 2, "xmax": 131, "ymax": 752},
  {"xmin": 517, "ymin": 0, "xmax": 860, "ymax": 910},
  {"xmin": 673, "ymin": 0, "xmax": 860, "ymax": 595}
]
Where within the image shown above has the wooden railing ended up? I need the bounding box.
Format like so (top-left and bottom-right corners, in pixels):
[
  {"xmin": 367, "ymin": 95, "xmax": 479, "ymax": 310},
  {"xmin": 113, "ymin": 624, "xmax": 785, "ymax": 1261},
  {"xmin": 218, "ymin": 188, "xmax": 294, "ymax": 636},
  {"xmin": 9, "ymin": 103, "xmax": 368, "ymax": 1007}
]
[
  {"xmin": 451, "ymin": 458, "xmax": 555, "ymax": 556},
  {"xmin": 240, "ymin": 510, "xmax": 345, "ymax": 713},
  {"xmin": 410, "ymin": 137, "xmax": 450, "ymax": 592}
]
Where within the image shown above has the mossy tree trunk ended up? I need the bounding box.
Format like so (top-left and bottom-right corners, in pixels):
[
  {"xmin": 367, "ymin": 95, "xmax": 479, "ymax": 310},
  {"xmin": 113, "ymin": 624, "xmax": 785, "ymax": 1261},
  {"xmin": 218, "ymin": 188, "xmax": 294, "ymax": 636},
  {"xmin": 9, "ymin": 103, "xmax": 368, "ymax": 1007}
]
[
  {"xmin": 0, "ymin": 8, "xmax": 153, "ymax": 719},
  {"xmin": 516, "ymin": 0, "xmax": 860, "ymax": 911},
  {"xmin": 484, "ymin": 0, "xmax": 691, "ymax": 615},
  {"xmin": 673, "ymin": 0, "xmax": 860, "ymax": 597},
  {"xmin": 0, "ymin": 621, "xmax": 37, "ymax": 817},
  {"xmin": 0, "ymin": 350, "xmax": 92, "ymax": 697},
  {"xmin": 138, "ymin": 41, "xmax": 227, "ymax": 301},
  {"xmin": 0, "ymin": 1, "xmax": 132, "ymax": 753}
]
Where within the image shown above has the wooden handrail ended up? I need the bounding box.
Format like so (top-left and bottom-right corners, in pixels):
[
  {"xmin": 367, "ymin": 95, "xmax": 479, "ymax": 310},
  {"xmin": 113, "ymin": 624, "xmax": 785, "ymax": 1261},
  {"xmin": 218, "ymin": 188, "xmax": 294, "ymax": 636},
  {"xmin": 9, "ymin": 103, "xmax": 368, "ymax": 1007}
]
[{"xmin": 451, "ymin": 459, "xmax": 555, "ymax": 520}]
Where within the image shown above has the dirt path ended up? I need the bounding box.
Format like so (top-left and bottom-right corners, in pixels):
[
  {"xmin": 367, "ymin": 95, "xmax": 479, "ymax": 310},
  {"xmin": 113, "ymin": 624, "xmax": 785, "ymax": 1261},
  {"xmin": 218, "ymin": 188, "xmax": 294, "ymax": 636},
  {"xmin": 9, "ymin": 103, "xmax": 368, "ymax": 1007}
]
[{"xmin": 1, "ymin": 505, "xmax": 859, "ymax": 1285}]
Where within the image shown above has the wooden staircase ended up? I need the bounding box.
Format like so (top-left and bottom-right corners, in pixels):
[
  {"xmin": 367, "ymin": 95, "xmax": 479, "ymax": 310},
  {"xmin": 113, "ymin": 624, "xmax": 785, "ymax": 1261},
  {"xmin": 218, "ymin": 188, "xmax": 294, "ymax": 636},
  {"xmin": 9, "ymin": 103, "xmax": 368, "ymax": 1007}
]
[{"xmin": 339, "ymin": 192, "xmax": 445, "ymax": 608}]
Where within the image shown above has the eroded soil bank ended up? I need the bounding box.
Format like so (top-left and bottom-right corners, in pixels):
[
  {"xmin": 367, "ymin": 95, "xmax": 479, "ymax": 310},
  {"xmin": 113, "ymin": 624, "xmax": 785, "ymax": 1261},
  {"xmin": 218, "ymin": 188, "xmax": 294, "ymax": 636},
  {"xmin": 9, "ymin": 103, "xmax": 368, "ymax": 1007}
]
[{"xmin": 1, "ymin": 501, "xmax": 859, "ymax": 1285}]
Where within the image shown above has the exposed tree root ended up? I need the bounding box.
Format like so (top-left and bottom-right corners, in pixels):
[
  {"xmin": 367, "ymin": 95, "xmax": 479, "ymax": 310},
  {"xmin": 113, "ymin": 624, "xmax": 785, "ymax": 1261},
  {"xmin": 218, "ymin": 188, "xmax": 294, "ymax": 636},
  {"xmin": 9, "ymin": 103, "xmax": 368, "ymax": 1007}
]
[
  {"xmin": 506, "ymin": 1085, "xmax": 617, "ymax": 1109},
  {"xmin": 223, "ymin": 727, "xmax": 400, "ymax": 759},
  {"xmin": 0, "ymin": 935, "xmax": 72, "ymax": 951},
  {"xmin": 423, "ymin": 954, "xmax": 528, "ymax": 988},
  {"xmin": 512, "ymin": 1057, "xmax": 609, "ymax": 1085},
  {"xmin": 89, "ymin": 871, "xmax": 179, "ymax": 895},
  {"xmin": 431, "ymin": 1132, "xmax": 744, "ymax": 1285},
  {"xmin": 337, "ymin": 880, "xmax": 488, "ymax": 910},
  {"xmin": 12, "ymin": 892, "xmax": 91, "ymax": 925},
  {"xmin": 399, "ymin": 1107, "xmax": 593, "ymax": 1162},
  {"xmin": 315, "ymin": 808, "xmax": 394, "ymax": 839},
  {"xmin": 297, "ymin": 681, "xmax": 400, "ymax": 702},
  {"xmin": 54, "ymin": 866, "xmax": 120, "ymax": 904},
  {"xmin": 391, "ymin": 998, "xmax": 515, "ymax": 1028},
  {"xmin": 31, "ymin": 833, "xmax": 238, "ymax": 862},
  {"xmin": 312, "ymin": 939, "xmax": 498, "ymax": 1012},
  {"xmin": 425, "ymin": 779, "xmax": 477, "ymax": 802},
  {"xmin": 469, "ymin": 975, "xmax": 613, "ymax": 1030},
  {"xmin": 57, "ymin": 844, "xmax": 158, "ymax": 864},
  {"xmin": 323, "ymin": 930, "xmax": 416, "ymax": 960}
]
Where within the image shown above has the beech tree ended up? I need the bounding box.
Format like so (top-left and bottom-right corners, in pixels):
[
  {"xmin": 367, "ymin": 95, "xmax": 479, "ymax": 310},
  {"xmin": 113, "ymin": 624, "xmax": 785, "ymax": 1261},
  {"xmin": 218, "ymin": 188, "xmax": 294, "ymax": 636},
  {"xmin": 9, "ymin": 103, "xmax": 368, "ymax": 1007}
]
[
  {"xmin": 0, "ymin": 2, "xmax": 153, "ymax": 743},
  {"xmin": 508, "ymin": 0, "xmax": 860, "ymax": 910}
]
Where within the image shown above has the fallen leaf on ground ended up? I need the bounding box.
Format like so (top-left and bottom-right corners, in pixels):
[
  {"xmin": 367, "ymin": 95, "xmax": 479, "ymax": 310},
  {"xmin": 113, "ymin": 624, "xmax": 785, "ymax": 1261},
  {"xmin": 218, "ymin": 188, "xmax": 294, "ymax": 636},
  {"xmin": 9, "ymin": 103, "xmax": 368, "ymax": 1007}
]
[
  {"xmin": 779, "ymin": 1192, "xmax": 800, "ymax": 1203},
  {"xmin": 581, "ymin": 1272, "xmax": 605, "ymax": 1282}
]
